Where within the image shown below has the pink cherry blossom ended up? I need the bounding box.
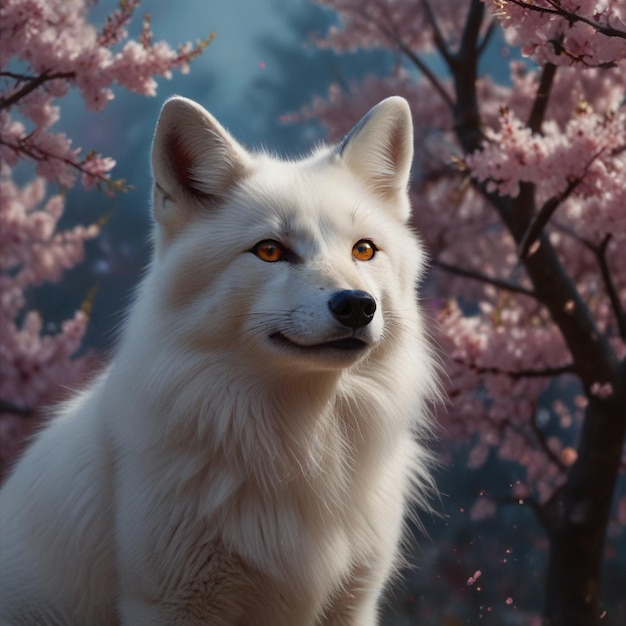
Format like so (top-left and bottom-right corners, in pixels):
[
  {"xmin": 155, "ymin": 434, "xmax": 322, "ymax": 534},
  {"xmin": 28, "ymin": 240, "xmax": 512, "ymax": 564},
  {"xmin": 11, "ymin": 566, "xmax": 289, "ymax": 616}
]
[
  {"xmin": 466, "ymin": 569, "xmax": 482, "ymax": 586},
  {"xmin": 0, "ymin": 0, "xmax": 210, "ymax": 469}
]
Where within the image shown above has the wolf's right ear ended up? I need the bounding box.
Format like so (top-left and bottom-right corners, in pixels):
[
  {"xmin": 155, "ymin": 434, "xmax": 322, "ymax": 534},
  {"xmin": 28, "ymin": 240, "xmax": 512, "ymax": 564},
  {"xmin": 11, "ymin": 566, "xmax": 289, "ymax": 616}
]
[
  {"xmin": 338, "ymin": 97, "xmax": 414, "ymax": 221},
  {"xmin": 151, "ymin": 97, "xmax": 250, "ymax": 240}
]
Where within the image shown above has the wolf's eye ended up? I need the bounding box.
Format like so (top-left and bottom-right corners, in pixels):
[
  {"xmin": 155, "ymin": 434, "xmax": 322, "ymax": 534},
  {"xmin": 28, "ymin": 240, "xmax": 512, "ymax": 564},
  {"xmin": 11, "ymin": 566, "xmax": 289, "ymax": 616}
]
[
  {"xmin": 252, "ymin": 240, "xmax": 285, "ymax": 262},
  {"xmin": 352, "ymin": 239, "xmax": 377, "ymax": 261}
]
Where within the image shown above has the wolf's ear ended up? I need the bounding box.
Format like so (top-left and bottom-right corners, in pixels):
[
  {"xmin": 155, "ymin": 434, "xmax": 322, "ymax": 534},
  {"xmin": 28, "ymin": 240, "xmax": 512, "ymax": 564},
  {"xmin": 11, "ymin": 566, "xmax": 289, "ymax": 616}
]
[
  {"xmin": 339, "ymin": 96, "xmax": 414, "ymax": 216},
  {"xmin": 151, "ymin": 96, "xmax": 250, "ymax": 239}
]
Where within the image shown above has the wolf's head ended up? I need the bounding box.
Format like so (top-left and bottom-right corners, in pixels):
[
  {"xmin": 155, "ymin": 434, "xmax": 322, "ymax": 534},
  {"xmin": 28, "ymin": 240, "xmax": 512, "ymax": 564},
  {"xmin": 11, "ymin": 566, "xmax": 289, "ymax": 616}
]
[{"xmin": 147, "ymin": 96, "xmax": 427, "ymax": 375}]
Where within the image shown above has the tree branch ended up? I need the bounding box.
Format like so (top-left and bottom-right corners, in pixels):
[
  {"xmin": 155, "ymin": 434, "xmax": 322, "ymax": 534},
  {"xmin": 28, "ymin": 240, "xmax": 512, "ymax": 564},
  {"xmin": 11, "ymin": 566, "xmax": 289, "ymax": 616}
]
[
  {"xmin": 550, "ymin": 220, "xmax": 597, "ymax": 251},
  {"xmin": 0, "ymin": 70, "xmax": 74, "ymax": 110},
  {"xmin": 451, "ymin": 0, "xmax": 487, "ymax": 151},
  {"xmin": 456, "ymin": 358, "xmax": 576, "ymax": 380},
  {"xmin": 0, "ymin": 399, "xmax": 33, "ymax": 417},
  {"xmin": 594, "ymin": 235, "xmax": 626, "ymax": 341},
  {"xmin": 527, "ymin": 62, "xmax": 557, "ymax": 135},
  {"xmin": 518, "ymin": 146, "xmax": 606, "ymax": 260},
  {"xmin": 458, "ymin": 0, "xmax": 486, "ymax": 60},
  {"xmin": 487, "ymin": 183, "xmax": 618, "ymax": 389},
  {"xmin": 518, "ymin": 175, "xmax": 582, "ymax": 260},
  {"xmin": 420, "ymin": 0, "xmax": 455, "ymax": 67},
  {"xmin": 0, "ymin": 137, "xmax": 128, "ymax": 193},
  {"xmin": 477, "ymin": 19, "xmax": 497, "ymax": 57},
  {"xmin": 354, "ymin": 10, "xmax": 455, "ymax": 111},
  {"xmin": 395, "ymin": 39, "xmax": 455, "ymax": 110},
  {"xmin": 432, "ymin": 258, "xmax": 537, "ymax": 298},
  {"xmin": 530, "ymin": 410, "xmax": 567, "ymax": 471},
  {"xmin": 504, "ymin": 0, "xmax": 626, "ymax": 41}
]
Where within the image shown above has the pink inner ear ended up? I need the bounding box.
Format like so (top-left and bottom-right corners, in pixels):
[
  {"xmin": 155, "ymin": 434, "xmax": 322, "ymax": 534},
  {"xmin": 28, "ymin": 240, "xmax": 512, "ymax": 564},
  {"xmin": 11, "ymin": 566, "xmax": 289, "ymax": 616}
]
[
  {"xmin": 164, "ymin": 131, "xmax": 206, "ymax": 199},
  {"xmin": 387, "ymin": 119, "xmax": 409, "ymax": 178},
  {"xmin": 163, "ymin": 130, "xmax": 228, "ymax": 207},
  {"xmin": 339, "ymin": 99, "xmax": 413, "ymax": 202}
]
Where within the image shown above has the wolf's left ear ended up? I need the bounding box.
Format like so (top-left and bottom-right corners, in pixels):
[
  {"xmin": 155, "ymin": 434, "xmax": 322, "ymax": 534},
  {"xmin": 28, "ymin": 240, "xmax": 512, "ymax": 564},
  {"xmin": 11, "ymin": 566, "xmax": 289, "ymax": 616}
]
[
  {"xmin": 151, "ymin": 96, "xmax": 251, "ymax": 241},
  {"xmin": 339, "ymin": 96, "xmax": 414, "ymax": 217}
]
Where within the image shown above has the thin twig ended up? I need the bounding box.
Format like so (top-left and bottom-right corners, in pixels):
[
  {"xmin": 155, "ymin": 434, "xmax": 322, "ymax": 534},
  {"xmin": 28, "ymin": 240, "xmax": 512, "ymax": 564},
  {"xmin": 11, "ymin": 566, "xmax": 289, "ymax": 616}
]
[
  {"xmin": 477, "ymin": 19, "xmax": 497, "ymax": 57},
  {"xmin": 550, "ymin": 220, "xmax": 597, "ymax": 252},
  {"xmin": 519, "ymin": 148, "xmax": 605, "ymax": 260},
  {"xmin": 531, "ymin": 410, "xmax": 567, "ymax": 471},
  {"xmin": 595, "ymin": 235, "xmax": 626, "ymax": 341},
  {"xmin": 0, "ymin": 399, "xmax": 33, "ymax": 417},
  {"xmin": 504, "ymin": 0, "xmax": 626, "ymax": 40},
  {"xmin": 354, "ymin": 10, "xmax": 455, "ymax": 111},
  {"xmin": 395, "ymin": 39, "xmax": 455, "ymax": 110},
  {"xmin": 420, "ymin": 0, "xmax": 455, "ymax": 67},
  {"xmin": 0, "ymin": 137, "xmax": 128, "ymax": 193},
  {"xmin": 432, "ymin": 258, "xmax": 537, "ymax": 298},
  {"xmin": 518, "ymin": 177, "xmax": 581, "ymax": 259},
  {"xmin": 0, "ymin": 71, "xmax": 74, "ymax": 110},
  {"xmin": 456, "ymin": 358, "xmax": 576, "ymax": 380},
  {"xmin": 527, "ymin": 62, "xmax": 557, "ymax": 135}
]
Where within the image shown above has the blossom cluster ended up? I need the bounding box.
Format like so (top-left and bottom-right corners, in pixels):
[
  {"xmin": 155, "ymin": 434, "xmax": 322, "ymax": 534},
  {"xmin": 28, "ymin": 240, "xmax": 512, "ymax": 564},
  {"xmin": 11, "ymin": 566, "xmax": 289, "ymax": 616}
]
[
  {"xmin": 466, "ymin": 104, "xmax": 626, "ymax": 241},
  {"xmin": 314, "ymin": 0, "xmax": 491, "ymax": 54},
  {"xmin": 0, "ymin": 171, "xmax": 96, "ymax": 464},
  {"xmin": 0, "ymin": 0, "xmax": 209, "ymax": 467},
  {"xmin": 0, "ymin": 0, "xmax": 211, "ymax": 189},
  {"xmin": 488, "ymin": 0, "xmax": 626, "ymax": 67},
  {"xmin": 437, "ymin": 299, "xmax": 579, "ymax": 505}
]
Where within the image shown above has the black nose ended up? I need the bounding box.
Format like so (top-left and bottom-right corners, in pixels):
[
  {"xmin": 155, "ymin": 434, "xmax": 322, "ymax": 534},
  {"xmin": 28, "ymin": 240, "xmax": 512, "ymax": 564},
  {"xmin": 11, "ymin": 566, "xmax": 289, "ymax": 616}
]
[{"xmin": 328, "ymin": 290, "xmax": 376, "ymax": 329}]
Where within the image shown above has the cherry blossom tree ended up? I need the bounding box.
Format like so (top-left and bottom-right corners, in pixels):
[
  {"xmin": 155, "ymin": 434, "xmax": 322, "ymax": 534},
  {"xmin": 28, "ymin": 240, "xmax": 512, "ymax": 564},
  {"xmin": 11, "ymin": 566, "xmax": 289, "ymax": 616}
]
[
  {"xmin": 0, "ymin": 0, "xmax": 211, "ymax": 469},
  {"xmin": 305, "ymin": 1, "xmax": 625, "ymax": 624}
]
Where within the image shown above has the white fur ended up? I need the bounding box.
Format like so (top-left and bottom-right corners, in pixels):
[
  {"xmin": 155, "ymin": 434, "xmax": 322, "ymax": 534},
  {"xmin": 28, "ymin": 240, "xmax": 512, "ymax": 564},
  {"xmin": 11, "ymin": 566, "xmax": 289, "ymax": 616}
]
[{"xmin": 0, "ymin": 96, "xmax": 438, "ymax": 625}]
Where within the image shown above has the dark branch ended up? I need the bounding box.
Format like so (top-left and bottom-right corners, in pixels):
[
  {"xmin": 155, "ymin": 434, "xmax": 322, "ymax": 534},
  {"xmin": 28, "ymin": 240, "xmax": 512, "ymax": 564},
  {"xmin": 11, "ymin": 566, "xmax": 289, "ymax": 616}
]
[
  {"xmin": 477, "ymin": 19, "xmax": 497, "ymax": 57},
  {"xmin": 595, "ymin": 235, "xmax": 626, "ymax": 341},
  {"xmin": 531, "ymin": 411, "xmax": 567, "ymax": 471},
  {"xmin": 550, "ymin": 220, "xmax": 597, "ymax": 252},
  {"xmin": 451, "ymin": 0, "xmax": 487, "ymax": 152},
  {"xmin": 456, "ymin": 358, "xmax": 576, "ymax": 380},
  {"xmin": 0, "ymin": 137, "xmax": 128, "ymax": 193},
  {"xmin": 518, "ymin": 176, "xmax": 582, "ymax": 260},
  {"xmin": 393, "ymin": 38, "xmax": 455, "ymax": 110},
  {"xmin": 527, "ymin": 62, "xmax": 557, "ymax": 135},
  {"xmin": 0, "ymin": 71, "xmax": 40, "ymax": 81},
  {"xmin": 518, "ymin": 145, "xmax": 607, "ymax": 260},
  {"xmin": 548, "ymin": 37, "xmax": 617, "ymax": 69},
  {"xmin": 0, "ymin": 399, "xmax": 34, "ymax": 417},
  {"xmin": 0, "ymin": 70, "xmax": 74, "ymax": 110},
  {"xmin": 420, "ymin": 0, "xmax": 455, "ymax": 67},
  {"xmin": 504, "ymin": 0, "xmax": 626, "ymax": 41},
  {"xmin": 432, "ymin": 258, "xmax": 537, "ymax": 298},
  {"xmin": 354, "ymin": 9, "xmax": 455, "ymax": 110},
  {"xmin": 458, "ymin": 0, "xmax": 486, "ymax": 60}
]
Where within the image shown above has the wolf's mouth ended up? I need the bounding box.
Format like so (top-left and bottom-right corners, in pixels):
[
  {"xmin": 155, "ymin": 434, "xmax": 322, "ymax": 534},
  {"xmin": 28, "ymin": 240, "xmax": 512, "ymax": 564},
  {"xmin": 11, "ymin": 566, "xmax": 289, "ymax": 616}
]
[{"xmin": 269, "ymin": 332, "xmax": 368, "ymax": 352}]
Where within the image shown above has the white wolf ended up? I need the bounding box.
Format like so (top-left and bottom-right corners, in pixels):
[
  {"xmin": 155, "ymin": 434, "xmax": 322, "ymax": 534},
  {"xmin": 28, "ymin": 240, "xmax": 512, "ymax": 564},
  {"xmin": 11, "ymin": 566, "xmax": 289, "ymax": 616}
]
[{"xmin": 0, "ymin": 96, "xmax": 437, "ymax": 625}]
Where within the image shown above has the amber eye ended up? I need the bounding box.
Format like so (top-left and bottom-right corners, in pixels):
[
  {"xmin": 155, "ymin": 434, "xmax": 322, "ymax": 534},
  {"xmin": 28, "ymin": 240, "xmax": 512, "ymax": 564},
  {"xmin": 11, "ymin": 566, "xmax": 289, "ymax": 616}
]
[
  {"xmin": 252, "ymin": 239, "xmax": 285, "ymax": 262},
  {"xmin": 352, "ymin": 239, "xmax": 377, "ymax": 261}
]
